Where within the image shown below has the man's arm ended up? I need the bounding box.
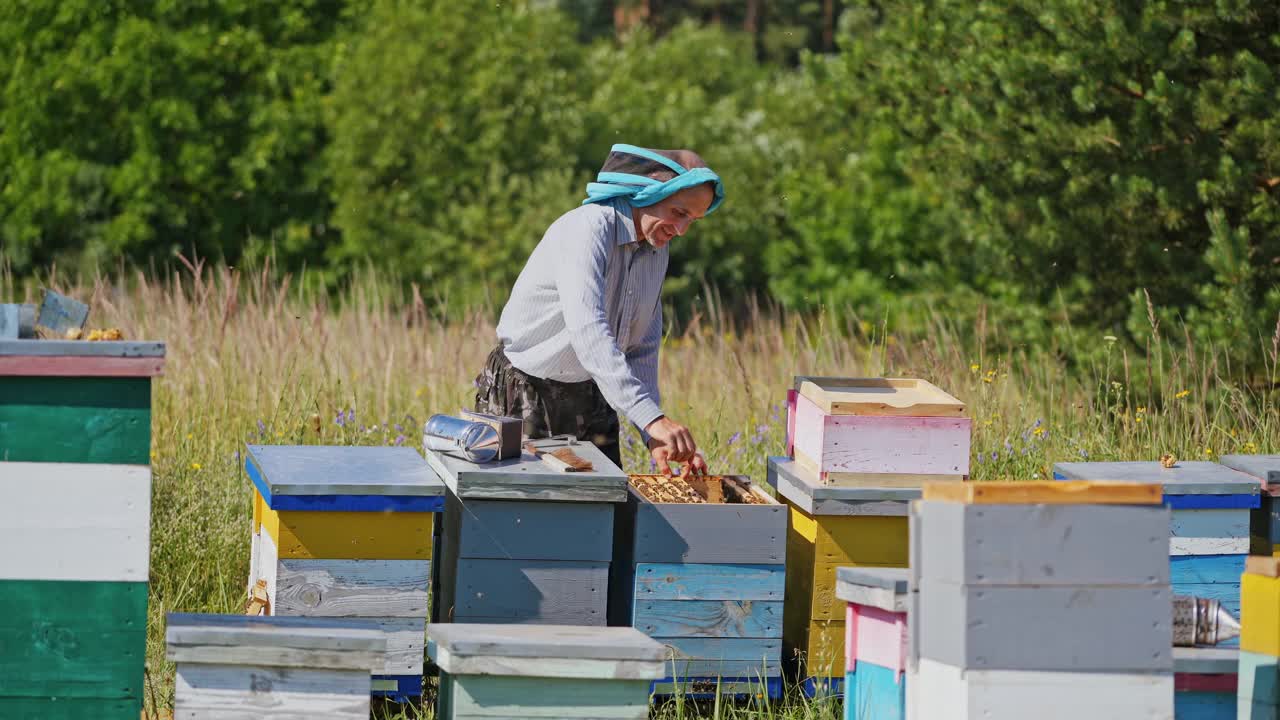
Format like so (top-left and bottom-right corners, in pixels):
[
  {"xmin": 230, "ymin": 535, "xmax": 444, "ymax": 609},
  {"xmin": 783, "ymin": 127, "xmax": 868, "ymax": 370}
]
[{"xmin": 627, "ymin": 300, "xmax": 663, "ymax": 444}]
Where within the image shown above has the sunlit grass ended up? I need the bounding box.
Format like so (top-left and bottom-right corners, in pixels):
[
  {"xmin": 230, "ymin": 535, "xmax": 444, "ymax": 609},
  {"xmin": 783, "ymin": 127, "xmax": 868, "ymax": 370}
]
[{"xmin": 4, "ymin": 262, "xmax": 1274, "ymax": 719}]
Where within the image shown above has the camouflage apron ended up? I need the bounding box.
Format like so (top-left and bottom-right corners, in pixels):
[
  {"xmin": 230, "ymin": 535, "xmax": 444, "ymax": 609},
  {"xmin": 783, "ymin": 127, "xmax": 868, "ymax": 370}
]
[{"xmin": 474, "ymin": 344, "xmax": 622, "ymax": 468}]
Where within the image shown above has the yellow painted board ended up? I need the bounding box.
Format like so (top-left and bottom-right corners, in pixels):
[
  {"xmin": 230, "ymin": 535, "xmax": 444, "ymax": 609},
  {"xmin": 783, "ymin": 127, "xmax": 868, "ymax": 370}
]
[
  {"xmin": 813, "ymin": 512, "xmax": 909, "ymax": 568},
  {"xmin": 1241, "ymin": 573, "xmax": 1280, "ymax": 656},
  {"xmin": 260, "ymin": 505, "xmax": 433, "ymax": 560},
  {"xmin": 784, "ymin": 502, "xmax": 818, "ymax": 661},
  {"xmin": 794, "ymin": 450, "xmax": 964, "ymax": 486},
  {"xmin": 804, "ymin": 620, "xmax": 845, "ymax": 679},
  {"xmin": 796, "ymin": 376, "xmax": 966, "ymax": 417},
  {"xmin": 922, "ymin": 480, "xmax": 1162, "ymax": 505},
  {"xmin": 252, "ymin": 487, "xmax": 264, "ymax": 534},
  {"xmin": 810, "ymin": 559, "xmax": 904, "ymax": 622},
  {"xmin": 1248, "ymin": 556, "xmax": 1280, "ymax": 578}
]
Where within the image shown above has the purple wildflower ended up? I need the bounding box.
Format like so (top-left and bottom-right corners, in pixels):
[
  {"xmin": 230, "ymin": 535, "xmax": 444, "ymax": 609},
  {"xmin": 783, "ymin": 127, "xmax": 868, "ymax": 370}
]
[
  {"xmin": 335, "ymin": 412, "xmax": 345, "ymax": 427},
  {"xmin": 976, "ymin": 453, "xmax": 984, "ymax": 464},
  {"xmin": 727, "ymin": 432, "xmax": 741, "ymax": 446},
  {"xmin": 233, "ymin": 450, "xmax": 241, "ymax": 464},
  {"xmin": 757, "ymin": 424, "xmax": 768, "ymax": 435},
  {"xmin": 991, "ymin": 451, "xmax": 999, "ymax": 461},
  {"xmin": 257, "ymin": 419, "xmax": 266, "ymax": 436},
  {"xmin": 345, "ymin": 408, "xmax": 355, "ymax": 424},
  {"xmin": 394, "ymin": 435, "xmax": 406, "ymax": 446},
  {"xmin": 394, "ymin": 423, "xmax": 404, "ymax": 433}
]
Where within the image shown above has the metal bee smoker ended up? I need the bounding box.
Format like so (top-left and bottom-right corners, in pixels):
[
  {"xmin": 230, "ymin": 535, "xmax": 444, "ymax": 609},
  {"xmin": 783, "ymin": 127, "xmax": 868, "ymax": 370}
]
[
  {"xmin": 1172, "ymin": 594, "xmax": 1241, "ymax": 646},
  {"xmin": 423, "ymin": 414, "xmax": 502, "ymax": 464}
]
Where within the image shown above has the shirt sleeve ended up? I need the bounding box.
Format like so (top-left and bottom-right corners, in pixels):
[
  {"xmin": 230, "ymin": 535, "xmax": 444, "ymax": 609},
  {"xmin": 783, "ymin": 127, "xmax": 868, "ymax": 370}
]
[
  {"xmin": 553, "ymin": 210, "xmax": 664, "ymax": 433},
  {"xmin": 627, "ymin": 300, "xmax": 664, "ymax": 444}
]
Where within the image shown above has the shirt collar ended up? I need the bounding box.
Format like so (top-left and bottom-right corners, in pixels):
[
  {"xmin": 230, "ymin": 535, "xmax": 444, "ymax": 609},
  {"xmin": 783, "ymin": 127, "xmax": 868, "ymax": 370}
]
[{"xmin": 610, "ymin": 198, "xmax": 640, "ymax": 247}]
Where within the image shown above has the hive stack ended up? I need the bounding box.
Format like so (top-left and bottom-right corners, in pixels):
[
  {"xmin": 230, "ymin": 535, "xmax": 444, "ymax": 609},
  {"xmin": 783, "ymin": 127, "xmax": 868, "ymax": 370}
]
[
  {"xmin": 1054, "ymin": 460, "xmax": 1260, "ymax": 629},
  {"xmin": 429, "ymin": 624, "xmax": 666, "ymax": 720},
  {"xmin": 166, "ymin": 613, "xmax": 386, "ymax": 718},
  {"xmin": 424, "ymin": 440, "xmax": 627, "ymax": 627},
  {"xmin": 610, "ymin": 474, "xmax": 786, "ymax": 698},
  {"xmin": 1218, "ymin": 455, "xmax": 1280, "ymax": 556},
  {"xmin": 836, "ymin": 567, "xmax": 909, "ymax": 720},
  {"xmin": 1240, "ymin": 556, "xmax": 1280, "ymax": 717},
  {"xmin": 776, "ymin": 376, "xmax": 971, "ymax": 695},
  {"xmin": 245, "ymin": 444, "xmax": 445, "ymax": 701},
  {"xmin": 0, "ymin": 339, "xmax": 165, "ymax": 718},
  {"xmin": 910, "ymin": 482, "xmax": 1174, "ymax": 720},
  {"xmin": 1172, "ymin": 647, "xmax": 1237, "ymax": 719}
]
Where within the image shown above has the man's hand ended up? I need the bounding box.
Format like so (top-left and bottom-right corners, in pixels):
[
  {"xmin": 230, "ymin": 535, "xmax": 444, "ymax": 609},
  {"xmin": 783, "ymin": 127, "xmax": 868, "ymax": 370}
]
[
  {"xmin": 649, "ymin": 440, "xmax": 709, "ymax": 477},
  {"xmin": 645, "ymin": 416, "xmax": 697, "ymax": 462}
]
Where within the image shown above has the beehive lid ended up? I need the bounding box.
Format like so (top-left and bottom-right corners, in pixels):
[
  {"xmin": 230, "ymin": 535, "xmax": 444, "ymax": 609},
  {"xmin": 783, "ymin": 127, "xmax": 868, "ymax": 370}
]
[
  {"xmin": 0, "ymin": 339, "xmax": 166, "ymax": 377},
  {"xmin": 924, "ymin": 480, "xmax": 1162, "ymax": 505},
  {"xmin": 1173, "ymin": 647, "xmax": 1237, "ymax": 675},
  {"xmin": 428, "ymin": 624, "xmax": 665, "ymax": 663},
  {"xmin": 424, "ymin": 440, "xmax": 627, "ymax": 503},
  {"xmin": 246, "ymin": 444, "xmax": 445, "ymax": 499},
  {"xmin": 166, "ymin": 613, "xmax": 386, "ymax": 671},
  {"xmin": 836, "ymin": 567, "xmax": 909, "ymax": 612},
  {"xmin": 1220, "ymin": 455, "xmax": 1280, "ymax": 486},
  {"xmin": 1053, "ymin": 461, "xmax": 1260, "ymax": 496},
  {"xmin": 767, "ymin": 456, "xmax": 921, "ymax": 514},
  {"xmin": 794, "ymin": 376, "xmax": 966, "ymax": 417}
]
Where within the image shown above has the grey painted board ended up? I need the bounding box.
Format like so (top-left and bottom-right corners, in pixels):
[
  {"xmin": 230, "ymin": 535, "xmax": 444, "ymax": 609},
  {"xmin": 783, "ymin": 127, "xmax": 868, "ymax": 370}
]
[
  {"xmin": 835, "ymin": 567, "xmax": 909, "ymax": 612},
  {"xmin": 425, "ymin": 445, "xmax": 627, "ymax": 503},
  {"xmin": 630, "ymin": 489, "xmax": 785, "ymax": 564},
  {"xmin": 167, "ymin": 644, "xmax": 384, "ymax": 672},
  {"xmin": 174, "ymin": 663, "xmax": 372, "ymax": 718},
  {"xmin": 454, "ymin": 559, "xmax": 608, "ymax": 624},
  {"xmin": 457, "ymin": 499, "xmax": 613, "ymax": 561},
  {"xmin": 446, "ymin": 674, "xmax": 652, "ymax": 719},
  {"xmin": 431, "ymin": 646, "xmax": 666, "ymax": 680},
  {"xmin": 0, "ymin": 339, "xmax": 165, "ymax": 357},
  {"xmin": 1172, "ymin": 646, "xmax": 1237, "ymax": 674},
  {"xmin": 0, "ymin": 306, "xmax": 34, "ymax": 339},
  {"xmin": 1053, "ymin": 461, "xmax": 1259, "ymax": 495},
  {"xmin": 907, "ymin": 501, "xmax": 921, "ymax": 667},
  {"xmin": 1239, "ymin": 649, "xmax": 1280, "ymax": 704},
  {"xmin": 247, "ymin": 444, "xmax": 445, "ymax": 497},
  {"xmin": 766, "ymin": 457, "xmax": 919, "ymax": 516},
  {"xmin": 917, "ymin": 579, "xmax": 1173, "ymax": 671},
  {"xmin": 272, "ymin": 557, "xmax": 431, "ymax": 617},
  {"xmin": 917, "ymin": 501, "xmax": 1170, "ymax": 585},
  {"xmin": 165, "ymin": 613, "xmax": 386, "ymax": 653},
  {"xmin": 1221, "ymin": 455, "xmax": 1280, "ymax": 486},
  {"xmin": 632, "ymin": 600, "xmax": 782, "ymax": 638},
  {"xmin": 429, "ymin": 623, "xmax": 665, "ymax": 662}
]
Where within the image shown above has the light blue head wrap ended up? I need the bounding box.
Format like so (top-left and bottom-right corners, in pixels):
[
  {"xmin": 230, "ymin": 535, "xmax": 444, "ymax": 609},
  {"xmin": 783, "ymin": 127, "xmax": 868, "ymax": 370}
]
[{"xmin": 582, "ymin": 143, "xmax": 725, "ymax": 215}]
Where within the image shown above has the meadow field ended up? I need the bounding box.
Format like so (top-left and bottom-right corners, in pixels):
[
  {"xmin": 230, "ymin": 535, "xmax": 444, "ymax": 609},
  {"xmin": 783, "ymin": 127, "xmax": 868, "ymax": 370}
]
[{"xmin": 5, "ymin": 265, "xmax": 1276, "ymax": 719}]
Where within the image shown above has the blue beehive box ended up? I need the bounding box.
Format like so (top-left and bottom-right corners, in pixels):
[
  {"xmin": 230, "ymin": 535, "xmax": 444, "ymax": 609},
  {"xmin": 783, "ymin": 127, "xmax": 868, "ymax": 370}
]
[
  {"xmin": 1219, "ymin": 455, "xmax": 1280, "ymax": 556},
  {"xmin": 1054, "ymin": 461, "xmax": 1260, "ymax": 631}
]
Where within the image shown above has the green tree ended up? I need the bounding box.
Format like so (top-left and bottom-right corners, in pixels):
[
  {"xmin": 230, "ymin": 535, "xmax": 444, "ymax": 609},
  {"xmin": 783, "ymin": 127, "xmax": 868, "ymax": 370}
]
[{"xmin": 0, "ymin": 0, "xmax": 344, "ymax": 274}]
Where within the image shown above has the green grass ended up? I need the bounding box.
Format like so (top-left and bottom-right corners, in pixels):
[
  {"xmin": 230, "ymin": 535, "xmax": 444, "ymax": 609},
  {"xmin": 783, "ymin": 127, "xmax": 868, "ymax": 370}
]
[{"xmin": 5, "ymin": 264, "xmax": 1275, "ymax": 719}]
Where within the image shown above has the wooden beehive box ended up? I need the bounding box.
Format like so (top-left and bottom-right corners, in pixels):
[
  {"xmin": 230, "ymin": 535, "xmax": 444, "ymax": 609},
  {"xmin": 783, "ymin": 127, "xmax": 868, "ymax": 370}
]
[
  {"xmin": 1240, "ymin": 556, "xmax": 1280, "ymax": 717},
  {"xmin": 428, "ymin": 623, "xmax": 665, "ymax": 720},
  {"xmin": 0, "ymin": 339, "xmax": 164, "ymax": 719},
  {"xmin": 1172, "ymin": 647, "xmax": 1237, "ymax": 719},
  {"xmin": 787, "ymin": 376, "xmax": 970, "ymax": 486},
  {"xmin": 166, "ymin": 613, "xmax": 385, "ymax": 718},
  {"xmin": 767, "ymin": 456, "xmax": 915, "ymax": 696},
  {"xmin": 609, "ymin": 474, "xmax": 786, "ymax": 698},
  {"xmin": 425, "ymin": 441, "xmax": 627, "ymax": 629},
  {"xmin": 1219, "ymin": 455, "xmax": 1280, "ymax": 556},
  {"xmin": 246, "ymin": 444, "xmax": 445, "ymax": 700},
  {"xmin": 1054, "ymin": 461, "xmax": 1260, "ymax": 628},
  {"xmin": 836, "ymin": 567, "xmax": 909, "ymax": 720}
]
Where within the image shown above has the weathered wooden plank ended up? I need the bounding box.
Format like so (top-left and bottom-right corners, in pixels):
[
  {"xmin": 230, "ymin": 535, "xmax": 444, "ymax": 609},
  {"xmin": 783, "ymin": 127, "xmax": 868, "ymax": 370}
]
[
  {"xmin": 783, "ymin": 497, "xmax": 818, "ymax": 672},
  {"xmin": 918, "ymin": 580, "xmax": 1173, "ymax": 671},
  {"xmin": 246, "ymin": 445, "xmax": 445, "ymax": 499},
  {"xmin": 0, "ymin": 698, "xmax": 140, "ymax": 719},
  {"xmin": 835, "ymin": 567, "xmax": 909, "ymax": 612},
  {"xmin": 260, "ymin": 505, "xmax": 433, "ymax": 560},
  {"xmin": 1173, "ymin": 554, "xmax": 1248, "ymax": 584},
  {"xmin": 924, "ymin": 480, "xmax": 1162, "ymax": 505},
  {"xmin": 794, "ymin": 393, "xmax": 971, "ymax": 476},
  {"xmin": 424, "ymin": 445, "xmax": 627, "ymax": 503},
  {"xmin": 655, "ymin": 658, "xmax": 783, "ymax": 678},
  {"xmin": 631, "ymin": 490, "xmax": 784, "ymax": 564},
  {"xmin": 812, "ymin": 558, "xmax": 905, "ymax": 622},
  {"xmin": 363, "ymin": 617, "xmax": 425, "ymax": 675},
  {"xmin": 1054, "ymin": 461, "xmax": 1261, "ymax": 495},
  {"xmin": 804, "ymin": 620, "xmax": 845, "ymax": 679},
  {"xmin": 0, "ymin": 377, "xmax": 151, "ymax": 464},
  {"xmin": 0, "ymin": 356, "xmax": 165, "ymax": 377},
  {"xmin": 809, "ymin": 511, "xmax": 910, "ymax": 568},
  {"xmin": 0, "ymin": 339, "xmax": 165, "ymax": 357},
  {"xmin": 457, "ymin": 499, "xmax": 613, "ymax": 561},
  {"xmin": 174, "ymin": 663, "xmax": 372, "ymax": 718},
  {"xmin": 633, "ymin": 563, "xmax": 785, "ymax": 601},
  {"xmin": 429, "ymin": 623, "xmax": 666, "ymax": 661},
  {"xmin": 274, "ymin": 559, "xmax": 430, "ymax": 618},
  {"xmin": 655, "ymin": 637, "xmax": 781, "ymax": 662},
  {"xmin": 794, "ymin": 451, "xmax": 964, "ymax": 487},
  {"xmin": 767, "ymin": 456, "xmax": 918, "ymax": 514},
  {"xmin": 1173, "ymin": 647, "xmax": 1237, "ymax": 675},
  {"xmin": 914, "ymin": 657, "xmax": 1174, "ymax": 719},
  {"xmin": 447, "ymin": 674, "xmax": 652, "ymax": 719},
  {"xmin": 165, "ymin": 612, "xmax": 387, "ymax": 652},
  {"xmin": 794, "ymin": 376, "xmax": 966, "ymax": 417},
  {"xmin": 432, "ymin": 648, "xmax": 666, "ymax": 680},
  {"xmin": 167, "ymin": 644, "xmax": 384, "ymax": 672},
  {"xmin": 453, "ymin": 559, "xmax": 608, "ymax": 624},
  {"xmin": 0, "ymin": 462, "xmax": 150, "ymax": 582},
  {"xmin": 1171, "ymin": 508, "xmax": 1251, "ymax": 556},
  {"xmin": 916, "ymin": 501, "xmax": 1169, "ymax": 586},
  {"xmin": 845, "ymin": 661, "xmax": 906, "ymax": 720},
  {"xmin": 634, "ymin": 599, "xmax": 781, "ymax": 638},
  {"xmin": 0, "ymin": 305, "xmax": 36, "ymax": 340},
  {"xmin": 1222, "ymin": 455, "xmax": 1280, "ymax": 486},
  {"xmin": 0, "ymin": 579, "xmax": 146, "ymax": 698}
]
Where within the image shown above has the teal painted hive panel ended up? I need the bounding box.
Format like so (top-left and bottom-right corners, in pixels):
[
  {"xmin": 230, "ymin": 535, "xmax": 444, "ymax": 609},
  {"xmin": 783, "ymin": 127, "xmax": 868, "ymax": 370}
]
[{"xmin": 0, "ymin": 376, "xmax": 151, "ymax": 464}]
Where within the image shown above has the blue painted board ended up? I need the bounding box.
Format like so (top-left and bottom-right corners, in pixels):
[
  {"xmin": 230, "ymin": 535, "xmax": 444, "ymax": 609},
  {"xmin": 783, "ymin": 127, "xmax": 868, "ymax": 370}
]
[
  {"xmin": 1054, "ymin": 462, "xmax": 1260, "ymax": 495},
  {"xmin": 372, "ymin": 673, "xmax": 422, "ymax": 702},
  {"xmin": 1174, "ymin": 690, "xmax": 1236, "ymax": 719},
  {"xmin": 656, "ymin": 637, "xmax": 781, "ymax": 662},
  {"xmin": 456, "ymin": 500, "xmax": 613, "ymax": 562},
  {"xmin": 246, "ymin": 444, "xmax": 445, "ymax": 500},
  {"xmin": 845, "ymin": 662, "xmax": 905, "ymax": 720},
  {"xmin": 246, "ymin": 457, "xmax": 443, "ymax": 512},
  {"xmin": 650, "ymin": 675, "xmax": 782, "ymax": 699},
  {"xmin": 634, "ymin": 564, "xmax": 784, "ymax": 601},
  {"xmin": 1172, "ymin": 555, "xmax": 1248, "ymax": 585},
  {"xmin": 633, "ymin": 600, "xmax": 782, "ymax": 638},
  {"xmin": 1240, "ymin": 700, "xmax": 1280, "ymax": 720},
  {"xmin": 1171, "ymin": 494, "xmax": 1261, "ymax": 510}
]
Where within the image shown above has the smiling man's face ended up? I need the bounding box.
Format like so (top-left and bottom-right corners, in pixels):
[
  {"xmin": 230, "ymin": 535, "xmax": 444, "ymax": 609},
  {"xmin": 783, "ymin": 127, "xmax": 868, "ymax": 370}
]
[{"xmin": 633, "ymin": 182, "xmax": 715, "ymax": 249}]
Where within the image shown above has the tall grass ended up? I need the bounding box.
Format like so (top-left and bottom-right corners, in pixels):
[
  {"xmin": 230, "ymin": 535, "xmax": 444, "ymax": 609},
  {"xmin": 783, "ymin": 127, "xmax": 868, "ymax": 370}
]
[{"xmin": 3, "ymin": 262, "xmax": 1275, "ymax": 719}]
